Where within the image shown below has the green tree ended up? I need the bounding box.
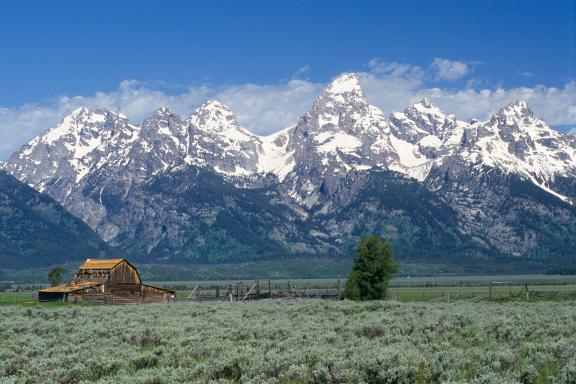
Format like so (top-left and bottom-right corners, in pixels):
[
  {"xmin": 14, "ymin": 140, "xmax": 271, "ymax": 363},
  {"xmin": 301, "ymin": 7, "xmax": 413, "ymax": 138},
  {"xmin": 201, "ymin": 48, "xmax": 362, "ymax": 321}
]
[
  {"xmin": 48, "ymin": 266, "xmax": 66, "ymax": 287},
  {"xmin": 344, "ymin": 236, "xmax": 398, "ymax": 300}
]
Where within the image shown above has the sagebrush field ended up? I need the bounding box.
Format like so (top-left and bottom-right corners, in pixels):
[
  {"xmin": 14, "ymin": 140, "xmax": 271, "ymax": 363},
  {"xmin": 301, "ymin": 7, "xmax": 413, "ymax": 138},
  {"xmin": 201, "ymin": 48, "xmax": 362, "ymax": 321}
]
[{"xmin": 1, "ymin": 300, "xmax": 576, "ymax": 383}]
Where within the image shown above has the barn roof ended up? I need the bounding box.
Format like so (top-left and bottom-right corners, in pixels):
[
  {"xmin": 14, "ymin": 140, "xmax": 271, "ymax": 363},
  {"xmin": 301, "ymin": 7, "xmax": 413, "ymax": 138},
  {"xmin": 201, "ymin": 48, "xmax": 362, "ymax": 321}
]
[
  {"xmin": 40, "ymin": 281, "xmax": 103, "ymax": 293},
  {"xmin": 143, "ymin": 284, "xmax": 176, "ymax": 294},
  {"xmin": 79, "ymin": 259, "xmax": 124, "ymax": 270}
]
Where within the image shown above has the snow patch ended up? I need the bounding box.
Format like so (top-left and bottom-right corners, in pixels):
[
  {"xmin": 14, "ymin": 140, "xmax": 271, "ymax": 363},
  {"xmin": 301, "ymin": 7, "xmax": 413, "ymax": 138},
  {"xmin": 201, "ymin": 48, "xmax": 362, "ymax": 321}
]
[
  {"xmin": 316, "ymin": 132, "xmax": 362, "ymax": 154},
  {"xmin": 389, "ymin": 135, "xmax": 427, "ymax": 168}
]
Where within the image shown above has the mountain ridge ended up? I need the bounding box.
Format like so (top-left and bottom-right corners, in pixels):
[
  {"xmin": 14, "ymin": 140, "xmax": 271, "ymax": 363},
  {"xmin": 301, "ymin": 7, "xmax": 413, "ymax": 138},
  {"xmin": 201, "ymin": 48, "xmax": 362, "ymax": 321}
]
[
  {"xmin": 0, "ymin": 170, "xmax": 120, "ymax": 268},
  {"xmin": 3, "ymin": 72, "xmax": 576, "ymax": 271}
]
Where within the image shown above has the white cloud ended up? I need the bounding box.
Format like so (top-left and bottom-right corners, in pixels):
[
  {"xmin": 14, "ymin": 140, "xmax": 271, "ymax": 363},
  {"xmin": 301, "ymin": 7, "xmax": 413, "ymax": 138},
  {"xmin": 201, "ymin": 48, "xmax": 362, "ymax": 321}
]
[
  {"xmin": 518, "ymin": 70, "xmax": 534, "ymax": 78},
  {"xmin": 0, "ymin": 80, "xmax": 323, "ymax": 160},
  {"xmin": 417, "ymin": 82, "xmax": 576, "ymax": 125},
  {"xmin": 570, "ymin": 128, "xmax": 576, "ymax": 136},
  {"xmin": 0, "ymin": 58, "xmax": 575, "ymax": 160},
  {"xmin": 430, "ymin": 58, "xmax": 470, "ymax": 81},
  {"xmin": 291, "ymin": 65, "xmax": 310, "ymax": 80},
  {"xmin": 367, "ymin": 59, "xmax": 425, "ymax": 79}
]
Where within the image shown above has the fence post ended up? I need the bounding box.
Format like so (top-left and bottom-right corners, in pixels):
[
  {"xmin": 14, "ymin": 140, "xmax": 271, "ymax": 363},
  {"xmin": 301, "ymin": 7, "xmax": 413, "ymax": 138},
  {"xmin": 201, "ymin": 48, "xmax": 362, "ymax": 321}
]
[
  {"xmin": 337, "ymin": 278, "xmax": 341, "ymax": 299},
  {"xmin": 488, "ymin": 284, "xmax": 492, "ymax": 301},
  {"xmin": 268, "ymin": 280, "xmax": 271, "ymax": 297},
  {"xmin": 256, "ymin": 280, "xmax": 260, "ymax": 300}
]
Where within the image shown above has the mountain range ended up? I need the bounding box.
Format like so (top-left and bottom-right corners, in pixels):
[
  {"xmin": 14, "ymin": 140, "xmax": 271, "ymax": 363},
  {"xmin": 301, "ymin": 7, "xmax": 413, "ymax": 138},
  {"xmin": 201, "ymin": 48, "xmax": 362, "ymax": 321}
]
[{"xmin": 2, "ymin": 73, "xmax": 576, "ymax": 274}]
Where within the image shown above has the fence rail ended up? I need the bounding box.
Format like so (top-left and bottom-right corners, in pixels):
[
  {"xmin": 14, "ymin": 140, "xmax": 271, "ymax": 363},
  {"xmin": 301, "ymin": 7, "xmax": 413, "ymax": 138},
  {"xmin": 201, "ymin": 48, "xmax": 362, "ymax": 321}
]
[{"xmin": 178, "ymin": 280, "xmax": 343, "ymax": 302}]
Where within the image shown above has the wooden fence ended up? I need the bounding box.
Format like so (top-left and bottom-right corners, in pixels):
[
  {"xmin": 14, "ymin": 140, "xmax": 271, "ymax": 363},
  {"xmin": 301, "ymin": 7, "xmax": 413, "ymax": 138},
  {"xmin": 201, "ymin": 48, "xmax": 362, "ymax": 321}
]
[
  {"xmin": 179, "ymin": 280, "xmax": 343, "ymax": 302},
  {"xmin": 391, "ymin": 283, "xmax": 576, "ymax": 302}
]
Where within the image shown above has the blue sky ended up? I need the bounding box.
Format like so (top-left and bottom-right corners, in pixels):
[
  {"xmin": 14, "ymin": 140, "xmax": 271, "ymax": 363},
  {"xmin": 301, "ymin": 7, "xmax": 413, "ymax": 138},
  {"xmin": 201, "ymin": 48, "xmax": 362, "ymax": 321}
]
[{"xmin": 0, "ymin": 0, "xmax": 574, "ymax": 158}]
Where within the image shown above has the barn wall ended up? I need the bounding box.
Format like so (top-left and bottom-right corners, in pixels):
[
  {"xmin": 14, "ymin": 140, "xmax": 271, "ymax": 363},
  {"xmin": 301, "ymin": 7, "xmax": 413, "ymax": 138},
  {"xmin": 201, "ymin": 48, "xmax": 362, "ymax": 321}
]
[
  {"xmin": 142, "ymin": 285, "xmax": 174, "ymax": 303},
  {"xmin": 109, "ymin": 261, "xmax": 141, "ymax": 285},
  {"xmin": 68, "ymin": 285, "xmax": 105, "ymax": 302}
]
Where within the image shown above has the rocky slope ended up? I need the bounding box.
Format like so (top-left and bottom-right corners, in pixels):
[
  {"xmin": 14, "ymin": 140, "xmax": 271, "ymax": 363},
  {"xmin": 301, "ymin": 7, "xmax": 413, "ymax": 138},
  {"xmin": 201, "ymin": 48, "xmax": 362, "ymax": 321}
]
[
  {"xmin": 4, "ymin": 73, "xmax": 576, "ymax": 271},
  {"xmin": 0, "ymin": 171, "xmax": 120, "ymax": 268}
]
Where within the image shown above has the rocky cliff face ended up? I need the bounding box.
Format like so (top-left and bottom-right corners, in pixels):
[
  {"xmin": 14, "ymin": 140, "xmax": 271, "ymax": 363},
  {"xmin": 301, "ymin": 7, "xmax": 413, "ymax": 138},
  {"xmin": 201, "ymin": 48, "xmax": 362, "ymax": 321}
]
[{"xmin": 4, "ymin": 73, "xmax": 576, "ymax": 271}]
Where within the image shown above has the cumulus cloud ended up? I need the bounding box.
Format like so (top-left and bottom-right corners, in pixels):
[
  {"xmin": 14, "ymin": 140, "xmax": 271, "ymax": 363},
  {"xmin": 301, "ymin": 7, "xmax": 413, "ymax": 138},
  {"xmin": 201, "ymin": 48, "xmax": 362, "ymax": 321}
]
[
  {"xmin": 0, "ymin": 58, "xmax": 575, "ymax": 160},
  {"xmin": 570, "ymin": 128, "xmax": 576, "ymax": 136},
  {"xmin": 430, "ymin": 58, "xmax": 470, "ymax": 80}
]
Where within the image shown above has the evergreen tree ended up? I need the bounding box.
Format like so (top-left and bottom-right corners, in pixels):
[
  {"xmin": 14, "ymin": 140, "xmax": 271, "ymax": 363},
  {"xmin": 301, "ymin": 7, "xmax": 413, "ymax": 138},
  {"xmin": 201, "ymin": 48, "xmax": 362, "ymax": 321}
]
[
  {"xmin": 344, "ymin": 236, "xmax": 398, "ymax": 300},
  {"xmin": 48, "ymin": 266, "xmax": 66, "ymax": 287}
]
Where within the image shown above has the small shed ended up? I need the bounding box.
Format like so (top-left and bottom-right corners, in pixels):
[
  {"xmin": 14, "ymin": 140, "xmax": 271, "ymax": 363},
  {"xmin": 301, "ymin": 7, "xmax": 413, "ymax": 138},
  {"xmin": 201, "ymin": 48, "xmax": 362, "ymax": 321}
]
[{"xmin": 38, "ymin": 259, "xmax": 175, "ymax": 304}]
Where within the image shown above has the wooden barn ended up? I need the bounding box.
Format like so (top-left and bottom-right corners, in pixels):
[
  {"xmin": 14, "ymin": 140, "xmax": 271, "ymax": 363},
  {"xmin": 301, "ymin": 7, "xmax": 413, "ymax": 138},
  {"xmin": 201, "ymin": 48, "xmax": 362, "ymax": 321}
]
[{"xmin": 38, "ymin": 259, "xmax": 175, "ymax": 304}]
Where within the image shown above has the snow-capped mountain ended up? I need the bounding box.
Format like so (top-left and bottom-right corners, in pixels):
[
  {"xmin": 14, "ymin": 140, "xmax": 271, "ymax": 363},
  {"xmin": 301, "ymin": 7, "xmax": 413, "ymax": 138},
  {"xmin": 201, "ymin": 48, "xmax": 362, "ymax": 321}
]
[
  {"xmin": 389, "ymin": 99, "xmax": 467, "ymax": 162},
  {"xmin": 276, "ymin": 73, "xmax": 428, "ymax": 208},
  {"xmin": 187, "ymin": 100, "xmax": 262, "ymax": 178},
  {"xmin": 3, "ymin": 72, "xmax": 576, "ymax": 271},
  {"xmin": 5, "ymin": 107, "xmax": 138, "ymax": 190},
  {"xmin": 451, "ymin": 101, "xmax": 576, "ymax": 200}
]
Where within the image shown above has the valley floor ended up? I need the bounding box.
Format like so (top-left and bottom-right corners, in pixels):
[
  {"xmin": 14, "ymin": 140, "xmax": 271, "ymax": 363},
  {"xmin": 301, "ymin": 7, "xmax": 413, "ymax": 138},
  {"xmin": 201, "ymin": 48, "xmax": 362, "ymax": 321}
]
[{"xmin": 1, "ymin": 300, "xmax": 576, "ymax": 383}]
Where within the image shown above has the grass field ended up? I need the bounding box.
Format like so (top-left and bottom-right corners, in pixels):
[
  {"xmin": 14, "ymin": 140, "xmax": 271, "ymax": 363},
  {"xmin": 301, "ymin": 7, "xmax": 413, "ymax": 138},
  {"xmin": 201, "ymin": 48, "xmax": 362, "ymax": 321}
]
[
  {"xmin": 1, "ymin": 300, "xmax": 576, "ymax": 383},
  {"xmin": 2, "ymin": 276, "xmax": 576, "ymax": 383}
]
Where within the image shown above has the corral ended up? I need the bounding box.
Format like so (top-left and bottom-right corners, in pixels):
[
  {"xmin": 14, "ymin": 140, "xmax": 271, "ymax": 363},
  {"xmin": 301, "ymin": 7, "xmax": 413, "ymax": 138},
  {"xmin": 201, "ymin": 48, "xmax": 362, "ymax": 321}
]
[{"xmin": 38, "ymin": 259, "xmax": 175, "ymax": 304}]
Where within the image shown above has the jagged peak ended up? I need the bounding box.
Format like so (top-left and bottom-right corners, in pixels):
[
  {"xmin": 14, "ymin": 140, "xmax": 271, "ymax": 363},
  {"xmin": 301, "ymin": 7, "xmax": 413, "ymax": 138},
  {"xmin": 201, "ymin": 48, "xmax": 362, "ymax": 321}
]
[
  {"xmin": 191, "ymin": 100, "xmax": 238, "ymax": 122},
  {"xmin": 69, "ymin": 106, "xmax": 91, "ymax": 116},
  {"xmin": 66, "ymin": 106, "xmax": 124, "ymax": 122},
  {"xmin": 197, "ymin": 99, "xmax": 233, "ymax": 114},
  {"xmin": 189, "ymin": 99, "xmax": 252, "ymax": 139},
  {"xmin": 508, "ymin": 99, "xmax": 529, "ymax": 109},
  {"xmin": 153, "ymin": 106, "xmax": 176, "ymax": 116},
  {"xmin": 191, "ymin": 100, "xmax": 237, "ymax": 123},
  {"xmin": 411, "ymin": 98, "xmax": 438, "ymax": 110},
  {"xmin": 497, "ymin": 100, "xmax": 534, "ymax": 118},
  {"xmin": 324, "ymin": 73, "xmax": 363, "ymax": 95},
  {"xmin": 311, "ymin": 73, "xmax": 366, "ymax": 113},
  {"xmin": 405, "ymin": 98, "xmax": 448, "ymax": 119},
  {"xmin": 62, "ymin": 107, "xmax": 101, "ymax": 124},
  {"xmin": 60, "ymin": 107, "xmax": 109, "ymax": 126},
  {"xmin": 417, "ymin": 97, "xmax": 433, "ymax": 109},
  {"xmin": 142, "ymin": 107, "xmax": 183, "ymax": 127}
]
